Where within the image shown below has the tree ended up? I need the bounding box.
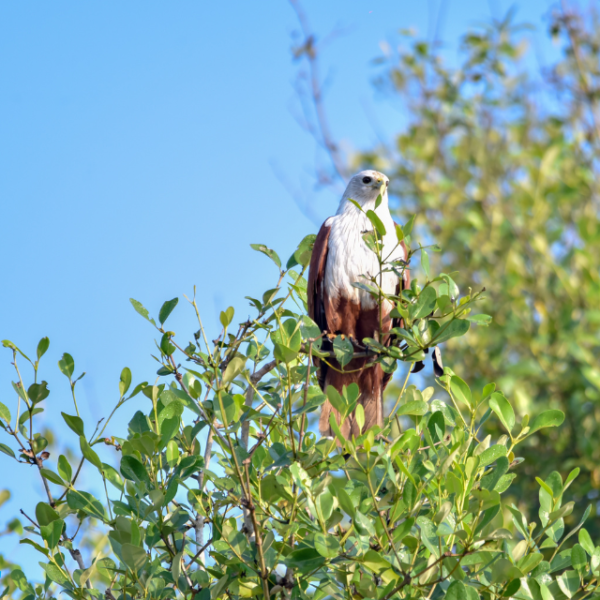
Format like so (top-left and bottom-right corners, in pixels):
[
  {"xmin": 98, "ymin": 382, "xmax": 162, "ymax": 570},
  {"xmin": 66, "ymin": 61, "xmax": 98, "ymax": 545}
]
[{"xmin": 346, "ymin": 5, "xmax": 600, "ymax": 531}]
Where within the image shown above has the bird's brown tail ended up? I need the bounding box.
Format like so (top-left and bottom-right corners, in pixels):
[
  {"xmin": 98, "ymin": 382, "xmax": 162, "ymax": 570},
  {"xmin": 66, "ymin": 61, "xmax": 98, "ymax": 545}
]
[{"xmin": 319, "ymin": 359, "xmax": 385, "ymax": 439}]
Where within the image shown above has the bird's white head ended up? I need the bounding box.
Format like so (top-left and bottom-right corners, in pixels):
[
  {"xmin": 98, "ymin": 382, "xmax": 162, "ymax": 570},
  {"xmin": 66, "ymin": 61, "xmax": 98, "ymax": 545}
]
[{"xmin": 341, "ymin": 170, "xmax": 390, "ymax": 209}]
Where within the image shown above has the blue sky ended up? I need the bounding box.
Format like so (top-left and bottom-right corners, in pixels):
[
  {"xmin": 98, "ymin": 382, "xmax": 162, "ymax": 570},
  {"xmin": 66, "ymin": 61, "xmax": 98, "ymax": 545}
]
[{"xmin": 0, "ymin": 0, "xmax": 558, "ymax": 575}]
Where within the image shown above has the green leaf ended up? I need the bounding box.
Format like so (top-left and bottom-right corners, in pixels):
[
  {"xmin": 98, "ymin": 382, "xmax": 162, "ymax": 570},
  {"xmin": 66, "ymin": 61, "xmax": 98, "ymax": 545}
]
[
  {"xmin": 362, "ymin": 549, "xmax": 394, "ymax": 574},
  {"xmin": 211, "ymin": 576, "xmax": 230, "ymax": 600},
  {"xmin": 289, "ymin": 233, "xmax": 317, "ymax": 268},
  {"xmin": 20, "ymin": 538, "xmax": 49, "ymax": 557},
  {"xmin": 546, "ymin": 471, "xmax": 563, "ymax": 497},
  {"xmin": 300, "ymin": 315, "xmax": 322, "ymax": 345},
  {"xmin": 397, "ymin": 400, "xmax": 429, "ymax": 416},
  {"xmin": 42, "ymin": 563, "xmax": 71, "ymax": 587},
  {"xmin": 366, "ymin": 209, "xmax": 387, "ymax": 237},
  {"xmin": 119, "ymin": 367, "xmax": 132, "ymax": 397},
  {"xmin": 2, "ymin": 340, "xmax": 32, "ymax": 363},
  {"xmin": 579, "ymin": 528, "xmax": 595, "ymax": 556},
  {"xmin": 159, "ymin": 298, "xmax": 179, "ymax": 325},
  {"xmin": 489, "ymin": 392, "xmax": 515, "ymax": 433},
  {"xmin": 36, "ymin": 337, "xmax": 50, "ymax": 360},
  {"xmin": 528, "ymin": 410, "xmax": 565, "ymax": 435},
  {"xmin": 12, "ymin": 381, "xmax": 26, "ymax": 401},
  {"xmin": 557, "ymin": 571, "xmax": 580, "ymax": 598},
  {"xmin": 66, "ymin": 490, "xmax": 107, "ymax": 521},
  {"xmin": 120, "ymin": 455, "xmax": 151, "ymax": 485},
  {"xmin": 395, "ymin": 223, "xmax": 404, "ymax": 242},
  {"xmin": 446, "ymin": 581, "xmax": 468, "ymax": 600},
  {"xmin": 564, "ymin": 467, "xmax": 580, "ymax": 490},
  {"xmin": 250, "ymin": 243, "xmax": 281, "ymax": 269},
  {"xmin": 479, "ymin": 444, "xmax": 507, "ymax": 467},
  {"xmin": 166, "ymin": 440, "xmax": 179, "ymax": 468},
  {"xmin": 58, "ymin": 353, "xmax": 74, "ymax": 379},
  {"xmin": 491, "ymin": 558, "xmax": 523, "ymax": 583},
  {"xmin": 333, "ymin": 336, "xmax": 354, "ymax": 368},
  {"xmin": 214, "ymin": 393, "xmax": 238, "ymax": 427},
  {"xmin": 517, "ymin": 553, "xmax": 544, "ymax": 574},
  {"xmin": 121, "ymin": 543, "xmax": 148, "ymax": 572},
  {"xmin": 348, "ymin": 198, "xmax": 362, "ymax": 212},
  {"xmin": 410, "ymin": 286, "xmax": 437, "ymax": 320},
  {"xmin": 285, "ymin": 548, "xmax": 325, "ymax": 571},
  {"xmin": 355, "ymin": 404, "xmax": 365, "ymax": 433},
  {"xmin": 272, "ymin": 319, "xmax": 302, "ymax": 363},
  {"xmin": 314, "ymin": 532, "xmax": 340, "ymax": 558},
  {"xmin": 536, "ymin": 477, "xmax": 554, "ymax": 498},
  {"xmin": 403, "ymin": 214, "xmax": 416, "ymax": 235},
  {"xmin": 36, "ymin": 502, "xmax": 60, "ymax": 526},
  {"xmin": 28, "ymin": 381, "xmax": 49, "ymax": 404},
  {"xmin": 421, "ymin": 249, "xmax": 430, "ymax": 278},
  {"xmin": 433, "ymin": 319, "xmax": 470, "ymax": 344},
  {"xmin": 220, "ymin": 306, "xmax": 235, "ymax": 328},
  {"xmin": 571, "ymin": 544, "xmax": 587, "ymax": 571},
  {"xmin": 335, "ymin": 487, "xmax": 356, "ymax": 518},
  {"xmin": 102, "ymin": 463, "xmax": 124, "ymax": 492},
  {"xmin": 0, "ymin": 443, "xmax": 15, "ymax": 459},
  {"xmin": 61, "ymin": 412, "xmax": 85, "ymax": 436},
  {"xmin": 450, "ymin": 376, "xmax": 473, "ymax": 408},
  {"xmin": 549, "ymin": 502, "xmax": 574, "ymax": 523},
  {"xmin": 57, "ymin": 455, "xmax": 72, "ymax": 482},
  {"xmin": 0, "ymin": 401, "xmax": 11, "ymax": 423},
  {"xmin": 354, "ymin": 511, "xmax": 376, "ymax": 536},
  {"xmin": 129, "ymin": 298, "xmax": 156, "ymax": 325},
  {"xmin": 467, "ymin": 314, "xmax": 492, "ymax": 325},
  {"xmin": 480, "ymin": 457, "xmax": 509, "ymax": 491},
  {"xmin": 326, "ymin": 386, "xmax": 347, "ymax": 419},
  {"xmin": 316, "ymin": 491, "xmax": 334, "ymax": 522},
  {"xmin": 40, "ymin": 519, "xmax": 64, "ymax": 549},
  {"xmin": 40, "ymin": 469, "xmax": 65, "ymax": 486},
  {"xmin": 222, "ymin": 356, "xmax": 247, "ymax": 384},
  {"xmin": 31, "ymin": 434, "xmax": 48, "ymax": 454},
  {"xmin": 79, "ymin": 436, "xmax": 103, "ymax": 470},
  {"xmin": 416, "ymin": 516, "xmax": 439, "ymax": 557}
]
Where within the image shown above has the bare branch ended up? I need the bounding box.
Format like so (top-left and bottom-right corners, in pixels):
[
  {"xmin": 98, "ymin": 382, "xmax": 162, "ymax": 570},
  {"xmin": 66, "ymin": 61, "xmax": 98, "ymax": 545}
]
[{"xmin": 288, "ymin": 0, "xmax": 349, "ymax": 182}]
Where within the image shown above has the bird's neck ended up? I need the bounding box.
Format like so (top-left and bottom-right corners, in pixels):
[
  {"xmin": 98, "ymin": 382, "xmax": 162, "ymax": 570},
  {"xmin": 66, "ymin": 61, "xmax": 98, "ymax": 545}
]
[{"xmin": 336, "ymin": 192, "xmax": 390, "ymax": 218}]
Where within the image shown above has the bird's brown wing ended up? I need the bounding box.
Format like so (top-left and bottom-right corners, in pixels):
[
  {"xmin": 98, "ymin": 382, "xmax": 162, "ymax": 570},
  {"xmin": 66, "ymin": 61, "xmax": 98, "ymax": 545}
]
[{"xmin": 307, "ymin": 221, "xmax": 332, "ymax": 389}]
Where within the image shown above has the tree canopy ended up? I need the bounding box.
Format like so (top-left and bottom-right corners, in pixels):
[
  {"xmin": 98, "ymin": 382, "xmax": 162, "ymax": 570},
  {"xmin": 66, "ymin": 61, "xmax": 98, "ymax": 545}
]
[{"xmin": 354, "ymin": 5, "xmax": 600, "ymax": 533}]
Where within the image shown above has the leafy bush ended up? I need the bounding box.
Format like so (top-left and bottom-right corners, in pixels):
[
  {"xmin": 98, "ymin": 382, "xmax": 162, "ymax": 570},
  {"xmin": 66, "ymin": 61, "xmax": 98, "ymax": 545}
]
[{"xmin": 1, "ymin": 220, "xmax": 597, "ymax": 600}]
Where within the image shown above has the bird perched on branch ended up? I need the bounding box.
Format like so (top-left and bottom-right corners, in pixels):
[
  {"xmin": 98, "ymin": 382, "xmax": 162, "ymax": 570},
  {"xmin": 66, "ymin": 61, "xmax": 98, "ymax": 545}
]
[{"xmin": 308, "ymin": 170, "xmax": 410, "ymax": 438}]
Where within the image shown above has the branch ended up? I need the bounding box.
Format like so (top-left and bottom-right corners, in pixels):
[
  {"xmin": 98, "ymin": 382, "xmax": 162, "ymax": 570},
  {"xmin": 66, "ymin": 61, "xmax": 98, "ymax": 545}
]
[
  {"xmin": 69, "ymin": 548, "xmax": 92, "ymax": 589},
  {"xmin": 195, "ymin": 422, "xmax": 214, "ymax": 565},
  {"xmin": 560, "ymin": 1, "xmax": 600, "ymax": 145},
  {"xmin": 241, "ymin": 359, "xmax": 278, "ymax": 451},
  {"xmin": 288, "ymin": 0, "xmax": 349, "ymax": 182}
]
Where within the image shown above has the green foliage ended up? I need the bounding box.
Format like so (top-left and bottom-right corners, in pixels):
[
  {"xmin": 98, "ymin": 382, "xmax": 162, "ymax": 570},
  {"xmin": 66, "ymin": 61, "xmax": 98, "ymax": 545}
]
[
  {"xmin": 0, "ymin": 224, "xmax": 596, "ymax": 600},
  {"xmin": 358, "ymin": 6, "xmax": 600, "ymax": 529}
]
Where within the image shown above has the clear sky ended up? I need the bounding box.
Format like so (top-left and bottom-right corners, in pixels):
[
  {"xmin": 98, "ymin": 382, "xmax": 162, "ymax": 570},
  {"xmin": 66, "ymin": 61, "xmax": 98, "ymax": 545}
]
[{"xmin": 0, "ymin": 0, "xmax": 558, "ymax": 575}]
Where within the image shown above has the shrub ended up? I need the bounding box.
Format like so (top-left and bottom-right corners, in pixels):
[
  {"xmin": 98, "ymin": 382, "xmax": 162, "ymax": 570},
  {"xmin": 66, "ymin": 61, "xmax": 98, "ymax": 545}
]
[{"xmin": 0, "ymin": 221, "xmax": 595, "ymax": 600}]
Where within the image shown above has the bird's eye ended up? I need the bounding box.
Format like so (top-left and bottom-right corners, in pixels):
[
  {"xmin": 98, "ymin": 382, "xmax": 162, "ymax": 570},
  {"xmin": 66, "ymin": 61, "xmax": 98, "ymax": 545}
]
[{"xmin": 362, "ymin": 176, "xmax": 372, "ymax": 184}]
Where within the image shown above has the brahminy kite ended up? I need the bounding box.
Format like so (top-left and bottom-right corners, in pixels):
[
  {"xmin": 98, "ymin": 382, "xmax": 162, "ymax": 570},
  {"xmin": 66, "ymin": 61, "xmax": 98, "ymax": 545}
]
[{"xmin": 308, "ymin": 170, "xmax": 410, "ymax": 438}]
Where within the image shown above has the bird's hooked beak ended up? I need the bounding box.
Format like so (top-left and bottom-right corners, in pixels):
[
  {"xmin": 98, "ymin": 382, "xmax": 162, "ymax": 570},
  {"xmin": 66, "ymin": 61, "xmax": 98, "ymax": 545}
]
[{"xmin": 374, "ymin": 175, "xmax": 387, "ymax": 192}]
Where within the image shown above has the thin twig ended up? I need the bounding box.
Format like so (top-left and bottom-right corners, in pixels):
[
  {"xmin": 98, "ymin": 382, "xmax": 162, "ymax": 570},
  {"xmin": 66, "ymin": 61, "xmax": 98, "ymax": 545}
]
[
  {"xmin": 243, "ymin": 460, "xmax": 270, "ymax": 600},
  {"xmin": 288, "ymin": 0, "xmax": 348, "ymax": 181},
  {"xmin": 195, "ymin": 420, "xmax": 214, "ymax": 565},
  {"xmin": 560, "ymin": 0, "xmax": 600, "ymax": 144}
]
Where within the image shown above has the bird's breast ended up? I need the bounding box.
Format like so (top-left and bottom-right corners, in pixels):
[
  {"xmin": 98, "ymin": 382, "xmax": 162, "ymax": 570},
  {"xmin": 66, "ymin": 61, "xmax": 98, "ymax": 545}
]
[{"xmin": 324, "ymin": 212, "xmax": 404, "ymax": 308}]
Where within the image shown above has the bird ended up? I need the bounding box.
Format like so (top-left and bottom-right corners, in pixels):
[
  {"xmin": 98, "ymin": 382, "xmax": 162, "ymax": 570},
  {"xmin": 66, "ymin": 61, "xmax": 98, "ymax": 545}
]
[{"xmin": 308, "ymin": 170, "xmax": 410, "ymax": 438}]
